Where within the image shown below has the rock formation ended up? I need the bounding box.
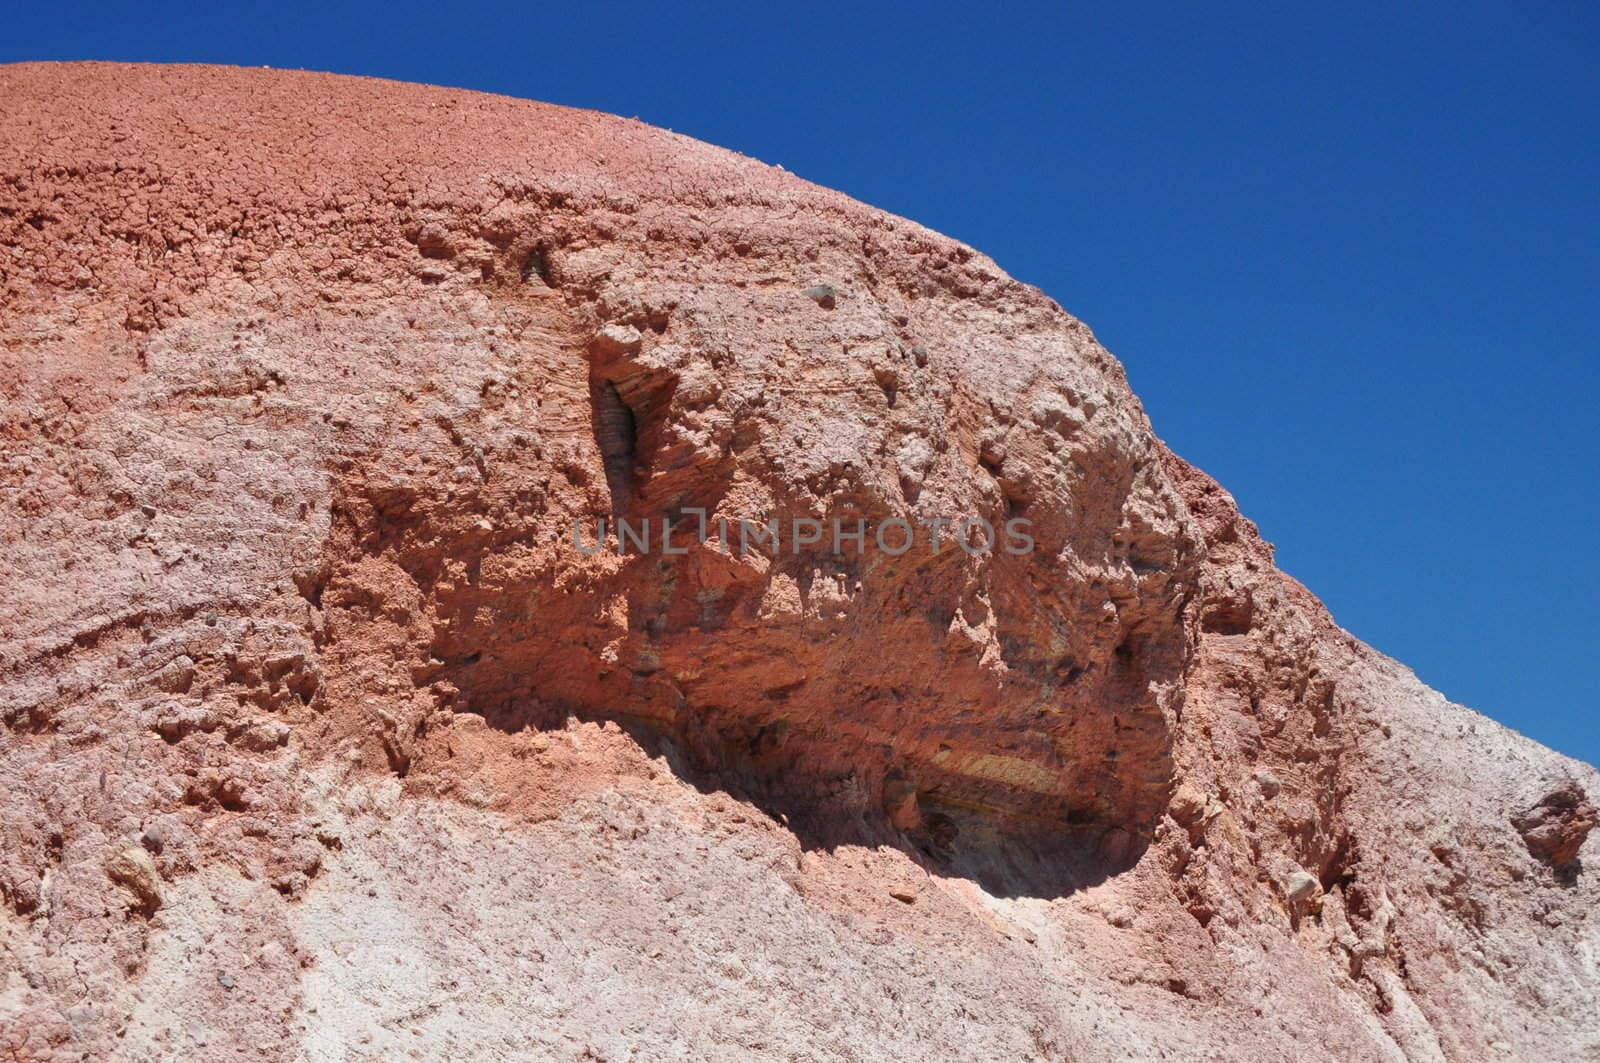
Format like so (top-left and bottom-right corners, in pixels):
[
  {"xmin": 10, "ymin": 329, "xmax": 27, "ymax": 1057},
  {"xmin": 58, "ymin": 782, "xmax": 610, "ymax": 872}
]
[{"xmin": 1, "ymin": 62, "xmax": 1595, "ymax": 1061}]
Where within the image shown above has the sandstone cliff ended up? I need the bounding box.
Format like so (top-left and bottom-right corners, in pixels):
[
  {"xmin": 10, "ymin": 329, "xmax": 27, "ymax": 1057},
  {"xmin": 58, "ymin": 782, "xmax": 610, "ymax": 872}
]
[{"xmin": 1, "ymin": 63, "xmax": 1595, "ymax": 1061}]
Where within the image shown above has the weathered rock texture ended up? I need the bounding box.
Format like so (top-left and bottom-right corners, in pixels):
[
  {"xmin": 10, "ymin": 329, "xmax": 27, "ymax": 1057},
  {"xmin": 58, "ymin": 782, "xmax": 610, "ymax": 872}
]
[{"xmin": 1, "ymin": 63, "xmax": 1595, "ymax": 1061}]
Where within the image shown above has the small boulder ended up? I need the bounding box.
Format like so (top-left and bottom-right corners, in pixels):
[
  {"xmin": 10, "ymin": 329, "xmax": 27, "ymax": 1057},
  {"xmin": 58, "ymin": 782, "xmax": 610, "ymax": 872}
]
[
  {"xmin": 1284, "ymin": 870, "xmax": 1319, "ymax": 904},
  {"xmin": 1169, "ymin": 783, "xmax": 1207, "ymax": 827},
  {"xmin": 105, "ymin": 846, "xmax": 163, "ymax": 915},
  {"xmin": 591, "ymin": 322, "xmax": 643, "ymax": 358},
  {"xmin": 152, "ymin": 655, "xmax": 196, "ymax": 694},
  {"xmin": 1512, "ymin": 781, "xmax": 1596, "ymax": 869},
  {"xmin": 802, "ymin": 284, "xmax": 837, "ymax": 309},
  {"xmin": 1168, "ymin": 782, "xmax": 1219, "ymax": 843},
  {"xmin": 232, "ymin": 718, "xmax": 291, "ymax": 752}
]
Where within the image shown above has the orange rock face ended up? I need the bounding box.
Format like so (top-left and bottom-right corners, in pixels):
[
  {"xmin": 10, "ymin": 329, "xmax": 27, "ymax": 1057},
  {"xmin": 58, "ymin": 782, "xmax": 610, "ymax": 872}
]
[{"xmin": 1, "ymin": 63, "xmax": 1595, "ymax": 1061}]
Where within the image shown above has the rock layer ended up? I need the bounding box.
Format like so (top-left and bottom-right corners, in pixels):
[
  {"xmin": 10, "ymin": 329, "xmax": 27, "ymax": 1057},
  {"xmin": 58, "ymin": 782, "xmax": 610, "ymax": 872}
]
[{"xmin": 1, "ymin": 63, "xmax": 1596, "ymax": 1061}]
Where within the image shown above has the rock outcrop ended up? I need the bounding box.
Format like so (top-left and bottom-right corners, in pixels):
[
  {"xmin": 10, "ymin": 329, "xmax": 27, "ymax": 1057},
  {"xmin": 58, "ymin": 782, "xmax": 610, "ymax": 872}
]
[
  {"xmin": 1513, "ymin": 781, "xmax": 1597, "ymax": 871},
  {"xmin": 1, "ymin": 63, "xmax": 1595, "ymax": 1061}
]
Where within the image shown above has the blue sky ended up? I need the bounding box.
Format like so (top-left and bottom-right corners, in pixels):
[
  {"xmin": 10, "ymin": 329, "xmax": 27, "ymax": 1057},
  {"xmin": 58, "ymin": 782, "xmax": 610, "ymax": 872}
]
[{"xmin": 7, "ymin": 2, "xmax": 1596, "ymax": 765}]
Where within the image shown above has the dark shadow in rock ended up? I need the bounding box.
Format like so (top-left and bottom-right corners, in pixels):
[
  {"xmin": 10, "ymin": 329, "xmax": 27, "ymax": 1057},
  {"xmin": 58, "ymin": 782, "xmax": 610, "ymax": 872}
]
[{"xmin": 467, "ymin": 701, "xmax": 1145, "ymax": 901}]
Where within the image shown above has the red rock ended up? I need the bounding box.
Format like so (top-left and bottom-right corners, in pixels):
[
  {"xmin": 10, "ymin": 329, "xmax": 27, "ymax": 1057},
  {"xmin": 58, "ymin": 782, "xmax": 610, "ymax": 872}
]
[
  {"xmin": 1513, "ymin": 781, "xmax": 1597, "ymax": 869},
  {"xmin": 1, "ymin": 62, "xmax": 1596, "ymax": 1060}
]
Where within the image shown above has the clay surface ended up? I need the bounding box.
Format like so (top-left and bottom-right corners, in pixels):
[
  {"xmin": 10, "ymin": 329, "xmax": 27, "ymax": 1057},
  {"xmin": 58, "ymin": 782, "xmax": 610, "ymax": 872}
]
[{"xmin": 1, "ymin": 62, "xmax": 1595, "ymax": 1061}]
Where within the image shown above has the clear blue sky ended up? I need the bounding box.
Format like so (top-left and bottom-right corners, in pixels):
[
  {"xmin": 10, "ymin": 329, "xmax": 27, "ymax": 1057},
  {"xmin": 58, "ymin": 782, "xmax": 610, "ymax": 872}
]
[{"xmin": 7, "ymin": 3, "xmax": 1596, "ymax": 766}]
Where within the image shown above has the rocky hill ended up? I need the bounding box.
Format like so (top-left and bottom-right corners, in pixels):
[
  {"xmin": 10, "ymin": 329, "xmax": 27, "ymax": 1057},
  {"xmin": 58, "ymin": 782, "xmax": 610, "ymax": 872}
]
[{"xmin": 1, "ymin": 62, "xmax": 1595, "ymax": 1061}]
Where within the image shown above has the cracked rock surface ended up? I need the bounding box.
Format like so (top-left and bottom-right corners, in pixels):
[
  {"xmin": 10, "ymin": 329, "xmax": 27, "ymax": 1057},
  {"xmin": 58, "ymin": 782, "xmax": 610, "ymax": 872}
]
[{"xmin": 1, "ymin": 62, "xmax": 1596, "ymax": 1061}]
